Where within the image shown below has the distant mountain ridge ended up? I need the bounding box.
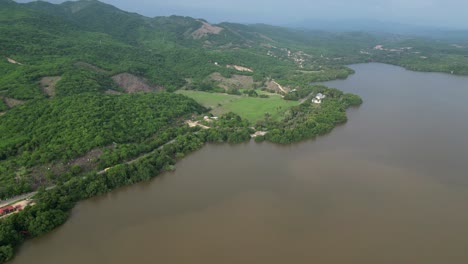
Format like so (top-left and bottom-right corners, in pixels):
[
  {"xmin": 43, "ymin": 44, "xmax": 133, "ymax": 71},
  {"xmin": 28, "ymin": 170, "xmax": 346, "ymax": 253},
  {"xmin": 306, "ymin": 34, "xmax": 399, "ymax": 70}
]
[
  {"xmin": 291, "ymin": 19, "xmax": 468, "ymax": 40},
  {"xmin": 1, "ymin": 0, "xmax": 467, "ymax": 102},
  {"xmin": 15, "ymin": 0, "xmax": 381, "ymax": 47}
]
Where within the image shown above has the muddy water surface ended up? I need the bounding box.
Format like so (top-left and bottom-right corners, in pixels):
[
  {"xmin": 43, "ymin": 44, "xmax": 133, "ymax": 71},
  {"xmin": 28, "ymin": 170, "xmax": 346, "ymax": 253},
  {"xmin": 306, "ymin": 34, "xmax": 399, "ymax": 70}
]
[{"xmin": 12, "ymin": 63, "xmax": 468, "ymax": 264}]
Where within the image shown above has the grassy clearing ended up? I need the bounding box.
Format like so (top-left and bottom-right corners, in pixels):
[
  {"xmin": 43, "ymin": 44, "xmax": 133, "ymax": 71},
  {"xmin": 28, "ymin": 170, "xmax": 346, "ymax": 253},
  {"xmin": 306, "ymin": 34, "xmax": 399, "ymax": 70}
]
[
  {"xmin": 176, "ymin": 90, "xmax": 298, "ymax": 123},
  {"xmin": 176, "ymin": 90, "xmax": 239, "ymax": 108}
]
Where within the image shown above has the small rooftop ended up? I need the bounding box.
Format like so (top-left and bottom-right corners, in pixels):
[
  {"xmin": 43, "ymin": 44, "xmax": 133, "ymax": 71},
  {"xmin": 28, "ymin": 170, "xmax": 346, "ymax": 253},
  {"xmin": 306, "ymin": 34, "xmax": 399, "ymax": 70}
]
[{"xmin": 0, "ymin": 206, "xmax": 15, "ymax": 214}]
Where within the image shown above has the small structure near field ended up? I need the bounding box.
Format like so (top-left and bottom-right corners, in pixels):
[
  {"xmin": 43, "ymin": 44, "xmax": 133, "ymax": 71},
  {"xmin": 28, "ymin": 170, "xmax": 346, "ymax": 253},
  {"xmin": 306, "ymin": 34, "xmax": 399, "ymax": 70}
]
[
  {"xmin": 316, "ymin": 93, "xmax": 326, "ymax": 99},
  {"xmin": 0, "ymin": 206, "xmax": 15, "ymax": 216},
  {"xmin": 0, "ymin": 200, "xmax": 31, "ymax": 218},
  {"xmin": 203, "ymin": 116, "xmax": 218, "ymax": 121},
  {"xmin": 0, "ymin": 205, "xmax": 23, "ymax": 217},
  {"xmin": 312, "ymin": 93, "xmax": 326, "ymax": 104}
]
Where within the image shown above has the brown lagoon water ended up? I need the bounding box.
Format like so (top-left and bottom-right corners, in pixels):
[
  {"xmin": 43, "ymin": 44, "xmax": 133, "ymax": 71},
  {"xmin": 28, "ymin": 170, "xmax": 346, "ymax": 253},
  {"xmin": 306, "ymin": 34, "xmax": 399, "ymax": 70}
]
[{"xmin": 11, "ymin": 63, "xmax": 468, "ymax": 263}]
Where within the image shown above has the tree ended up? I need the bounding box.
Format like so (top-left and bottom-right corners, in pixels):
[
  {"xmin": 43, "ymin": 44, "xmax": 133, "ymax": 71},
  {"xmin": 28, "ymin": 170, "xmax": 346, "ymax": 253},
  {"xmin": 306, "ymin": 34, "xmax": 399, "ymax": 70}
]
[
  {"xmin": 28, "ymin": 209, "xmax": 68, "ymax": 237},
  {"xmin": 0, "ymin": 220, "xmax": 23, "ymax": 247},
  {"xmin": 0, "ymin": 245, "xmax": 14, "ymax": 263}
]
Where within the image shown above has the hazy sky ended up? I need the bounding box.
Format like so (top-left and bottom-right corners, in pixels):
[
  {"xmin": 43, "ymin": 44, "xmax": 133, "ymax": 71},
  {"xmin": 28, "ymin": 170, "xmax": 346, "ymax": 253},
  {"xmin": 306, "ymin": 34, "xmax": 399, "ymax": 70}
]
[{"xmin": 18, "ymin": 0, "xmax": 468, "ymax": 29}]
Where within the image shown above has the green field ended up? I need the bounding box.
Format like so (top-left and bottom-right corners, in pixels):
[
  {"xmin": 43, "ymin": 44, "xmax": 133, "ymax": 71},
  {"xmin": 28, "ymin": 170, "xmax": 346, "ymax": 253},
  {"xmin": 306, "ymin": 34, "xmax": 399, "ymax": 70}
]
[{"xmin": 177, "ymin": 90, "xmax": 299, "ymax": 123}]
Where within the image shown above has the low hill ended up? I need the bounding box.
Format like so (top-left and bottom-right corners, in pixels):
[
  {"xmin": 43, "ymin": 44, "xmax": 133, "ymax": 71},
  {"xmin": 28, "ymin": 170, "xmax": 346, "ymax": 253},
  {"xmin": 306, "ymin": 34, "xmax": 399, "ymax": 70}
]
[{"xmin": 0, "ymin": 92, "xmax": 205, "ymax": 197}]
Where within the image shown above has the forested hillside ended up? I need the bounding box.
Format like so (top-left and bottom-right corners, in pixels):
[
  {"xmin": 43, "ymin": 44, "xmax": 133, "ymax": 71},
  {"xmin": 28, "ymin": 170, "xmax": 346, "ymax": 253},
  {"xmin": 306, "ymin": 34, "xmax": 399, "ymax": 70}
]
[
  {"xmin": 0, "ymin": 92, "xmax": 205, "ymax": 197},
  {"xmin": 2, "ymin": 0, "xmax": 467, "ymax": 103}
]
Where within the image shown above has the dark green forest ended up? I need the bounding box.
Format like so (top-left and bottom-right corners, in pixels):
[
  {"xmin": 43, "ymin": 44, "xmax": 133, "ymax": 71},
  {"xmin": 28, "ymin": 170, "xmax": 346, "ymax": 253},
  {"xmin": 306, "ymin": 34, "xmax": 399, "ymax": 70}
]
[{"xmin": 0, "ymin": 93, "xmax": 205, "ymax": 198}]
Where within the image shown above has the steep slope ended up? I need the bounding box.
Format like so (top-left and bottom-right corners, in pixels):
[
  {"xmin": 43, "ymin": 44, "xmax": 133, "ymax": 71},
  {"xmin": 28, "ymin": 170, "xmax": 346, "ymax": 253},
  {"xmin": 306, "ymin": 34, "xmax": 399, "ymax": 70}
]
[
  {"xmin": 0, "ymin": 1, "xmax": 188, "ymax": 99},
  {"xmin": 25, "ymin": 0, "xmax": 214, "ymax": 46},
  {"xmin": 2, "ymin": 0, "xmax": 467, "ymax": 100}
]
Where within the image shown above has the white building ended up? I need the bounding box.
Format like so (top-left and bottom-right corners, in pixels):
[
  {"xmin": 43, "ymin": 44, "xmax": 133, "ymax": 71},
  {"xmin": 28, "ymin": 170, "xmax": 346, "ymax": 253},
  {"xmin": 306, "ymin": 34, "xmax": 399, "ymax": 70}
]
[
  {"xmin": 316, "ymin": 93, "xmax": 326, "ymax": 99},
  {"xmin": 312, "ymin": 93, "xmax": 326, "ymax": 104}
]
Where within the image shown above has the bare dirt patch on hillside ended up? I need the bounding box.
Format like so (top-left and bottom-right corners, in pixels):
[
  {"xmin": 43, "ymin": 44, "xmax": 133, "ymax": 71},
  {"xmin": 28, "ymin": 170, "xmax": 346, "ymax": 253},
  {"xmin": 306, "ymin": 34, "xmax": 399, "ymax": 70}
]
[
  {"xmin": 210, "ymin": 73, "xmax": 259, "ymax": 90},
  {"xmin": 227, "ymin": 65, "xmax": 254, "ymax": 72},
  {"xmin": 30, "ymin": 146, "xmax": 109, "ymax": 187},
  {"xmin": 4, "ymin": 97, "xmax": 25, "ymax": 108},
  {"xmin": 112, "ymin": 73, "xmax": 164, "ymax": 93},
  {"xmin": 266, "ymin": 80, "xmax": 290, "ymax": 94},
  {"xmin": 192, "ymin": 21, "xmax": 223, "ymax": 39},
  {"xmin": 185, "ymin": 120, "xmax": 210, "ymax": 130},
  {"xmin": 70, "ymin": 148, "xmax": 106, "ymax": 171},
  {"xmin": 39, "ymin": 76, "xmax": 61, "ymax": 97},
  {"xmin": 6, "ymin": 57, "xmax": 22, "ymax": 65}
]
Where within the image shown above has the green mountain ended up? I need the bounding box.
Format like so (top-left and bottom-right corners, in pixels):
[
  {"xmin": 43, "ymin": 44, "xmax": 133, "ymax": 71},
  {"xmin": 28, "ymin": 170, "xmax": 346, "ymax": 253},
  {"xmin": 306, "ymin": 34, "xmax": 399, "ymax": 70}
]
[
  {"xmin": 0, "ymin": 1, "xmax": 467, "ymax": 262},
  {"xmin": 2, "ymin": 0, "xmax": 466, "ymax": 102}
]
